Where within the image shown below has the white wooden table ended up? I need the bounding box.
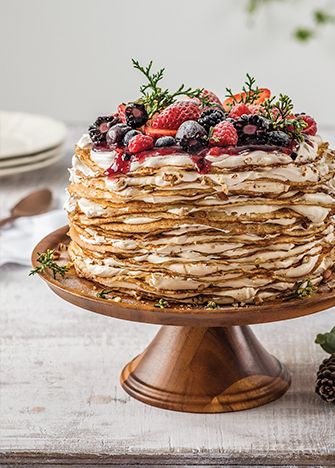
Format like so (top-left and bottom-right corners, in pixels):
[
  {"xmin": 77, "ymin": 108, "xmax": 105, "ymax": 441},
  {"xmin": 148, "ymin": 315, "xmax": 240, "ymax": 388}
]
[{"xmin": 1, "ymin": 125, "xmax": 335, "ymax": 467}]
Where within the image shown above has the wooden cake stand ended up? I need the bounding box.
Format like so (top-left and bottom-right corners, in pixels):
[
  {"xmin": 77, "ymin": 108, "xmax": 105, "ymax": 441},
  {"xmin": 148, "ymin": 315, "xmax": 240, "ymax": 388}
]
[{"xmin": 32, "ymin": 226, "xmax": 335, "ymax": 413}]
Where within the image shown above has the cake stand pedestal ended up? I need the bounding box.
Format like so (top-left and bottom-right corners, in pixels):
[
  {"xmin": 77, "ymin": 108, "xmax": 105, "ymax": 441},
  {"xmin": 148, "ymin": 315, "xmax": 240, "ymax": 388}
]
[{"xmin": 32, "ymin": 227, "xmax": 335, "ymax": 413}]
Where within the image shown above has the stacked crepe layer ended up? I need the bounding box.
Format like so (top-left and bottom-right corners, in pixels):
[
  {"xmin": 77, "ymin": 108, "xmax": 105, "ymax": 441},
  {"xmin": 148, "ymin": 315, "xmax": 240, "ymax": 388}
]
[{"xmin": 66, "ymin": 134, "xmax": 335, "ymax": 304}]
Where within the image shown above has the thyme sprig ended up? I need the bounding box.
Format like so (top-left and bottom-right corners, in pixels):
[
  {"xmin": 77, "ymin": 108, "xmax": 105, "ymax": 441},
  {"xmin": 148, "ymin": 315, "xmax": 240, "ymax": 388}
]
[
  {"xmin": 30, "ymin": 249, "xmax": 69, "ymax": 279},
  {"xmin": 285, "ymin": 279, "xmax": 315, "ymax": 300},
  {"xmin": 206, "ymin": 301, "xmax": 219, "ymax": 309},
  {"xmin": 96, "ymin": 289, "xmax": 114, "ymax": 299},
  {"xmin": 225, "ymin": 73, "xmax": 261, "ymax": 106},
  {"xmin": 154, "ymin": 298, "xmax": 169, "ymax": 308},
  {"xmin": 132, "ymin": 59, "xmax": 208, "ymax": 118},
  {"xmin": 260, "ymin": 94, "xmax": 307, "ymax": 141}
]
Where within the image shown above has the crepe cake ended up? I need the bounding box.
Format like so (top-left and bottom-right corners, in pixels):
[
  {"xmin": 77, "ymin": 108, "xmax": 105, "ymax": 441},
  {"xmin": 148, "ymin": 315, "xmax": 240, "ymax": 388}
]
[{"xmin": 65, "ymin": 61, "xmax": 335, "ymax": 306}]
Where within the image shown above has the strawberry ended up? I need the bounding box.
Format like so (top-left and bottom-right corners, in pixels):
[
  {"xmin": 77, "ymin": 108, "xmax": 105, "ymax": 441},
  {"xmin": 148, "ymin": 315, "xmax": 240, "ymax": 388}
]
[
  {"xmin": 118, "ymin": 104, "xmax": 127, "ymax": 124},
  {"xmin": 248, "ymin": 104, "xmax": 263, "ymax": 115},
  {"xmin": 228, "ymin": 103, "xmax": 251, "ymax": 120},
  {"xmin": 209, "ymin": 121, "xmax": 238, "ymax": 147},
  {"xmin": 151, "ymin": 101, "xmax": 201, "ymax": 130},
  {"xmin": 128, "ymin": 134, "xmax": 154, "ymax": 153},
  {"xmin": 144, "ymin": 126, "xmax": 177, "ymax": 139},
  {"xmin": 200, "ymin": 89, "xmax": 222, "ymax": 107},
  {"xmin": 300, "ymin": 114, "xmax": 317, "ymax": 136},
  {"xmin": 223, "ymin": 88, "xmax": 271, "ymax": 111}
]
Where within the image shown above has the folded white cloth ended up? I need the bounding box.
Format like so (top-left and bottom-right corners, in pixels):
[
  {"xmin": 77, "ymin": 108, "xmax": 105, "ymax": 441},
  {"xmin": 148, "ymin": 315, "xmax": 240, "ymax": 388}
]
[{"xmin": 0, "ymin": 209, "xmax": 67, "ymax": 266}]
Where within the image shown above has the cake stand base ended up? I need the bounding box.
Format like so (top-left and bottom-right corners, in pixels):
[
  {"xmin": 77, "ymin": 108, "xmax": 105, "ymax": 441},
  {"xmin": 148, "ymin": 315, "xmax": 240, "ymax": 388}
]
[{"xmin": 120, "ymin": 325, "xmax": 290, "ymax": 413}]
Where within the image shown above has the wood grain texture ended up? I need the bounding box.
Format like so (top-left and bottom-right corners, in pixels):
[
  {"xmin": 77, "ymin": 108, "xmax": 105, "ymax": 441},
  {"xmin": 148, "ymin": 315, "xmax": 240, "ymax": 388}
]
[{"xmin": 1, "ymin": 125, "xmax": 335, "ymax": 465}]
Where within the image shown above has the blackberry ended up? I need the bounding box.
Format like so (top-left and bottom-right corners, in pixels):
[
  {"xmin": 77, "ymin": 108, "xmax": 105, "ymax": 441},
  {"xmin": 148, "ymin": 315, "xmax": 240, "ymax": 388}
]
[
  {"xmin": 125, "ymin": 103, "xmax": 148, "ymax": 128},
  {"xmin": 123, "ymin": 129, "xmax": 141, "ymax": 146},
  {"xmin": 175, "ymin": 121, "xmax": 207, "ymax": 153},
  {"xmin": 106, "ymin": 124, "xmax": 132, "ymax": 145},
  {"xmin": 198, "ymin": 108, "xmax": 226, "ymax": 131},
  {"xmin": 234, "ymin": 114, "xmax": 270, "ymax": 145},
  {"xmin": 155, "ymin": 136, "xmax": 176, "ymax": 147},
  {"xmin": 267, "ymin": 130, "xmax": 290, "ymax": 147},
  {"xmin": 88, "ymin": 115, "xmax": 119, "ymax": 144}
]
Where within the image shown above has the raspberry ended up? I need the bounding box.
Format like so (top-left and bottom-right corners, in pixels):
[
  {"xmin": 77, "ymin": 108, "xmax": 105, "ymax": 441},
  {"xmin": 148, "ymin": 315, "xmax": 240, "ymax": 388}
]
[
  {"xmin": 128, "ymin": 134, "xmax": 154, "ymax": 153},
  {"xmin": 300, "ymin": 114, "xmax": 317, "ymax": 136},
  {"xmin": 151, "ymin": 101, "xmax": 201, "ymax": 130},
  {"xmin": 228, "ymin": 103, "xmax": 251, "ymax": 120},
  {"xmin": 118, "ymin": 104, "xmax": 127, "ymax": 124},
  {"xmin": 209, "ymin": 121, "xmax": 238, "ymax": 147}
]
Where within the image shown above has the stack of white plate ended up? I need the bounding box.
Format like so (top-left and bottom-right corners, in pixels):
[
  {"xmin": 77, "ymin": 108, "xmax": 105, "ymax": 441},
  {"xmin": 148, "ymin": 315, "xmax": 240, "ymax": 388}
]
[{"xmin": 0, "ymin": 111, "xmax": 67, "ymax": 177}]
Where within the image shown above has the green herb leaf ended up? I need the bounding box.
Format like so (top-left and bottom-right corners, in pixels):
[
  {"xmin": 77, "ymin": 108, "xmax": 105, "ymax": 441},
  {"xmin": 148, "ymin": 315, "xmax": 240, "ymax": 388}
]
[
  {"xmin": 154, "ymin": 298, "xmax": 169, "ymax": 308},
  {"xmin": 132, "ymin": 59, "xmax": 207, "ymax": 118},
  {"xmin": 315, "ymin": 327, "xmax": 335, "ymax": 354},
  {"xmin": 294, "ymin": 27, "xmax": 315, "ymax": 42},
  {"xmin": 30, "ymin": 249, "xmax": 69, "ymax": 279},
  {"xmin": 206, "ymin": 301, "xmax": 218, "ymax": 309},
  {"xmin": 96, "ymin": 289, "xmax": 114, "ymax": 299}
]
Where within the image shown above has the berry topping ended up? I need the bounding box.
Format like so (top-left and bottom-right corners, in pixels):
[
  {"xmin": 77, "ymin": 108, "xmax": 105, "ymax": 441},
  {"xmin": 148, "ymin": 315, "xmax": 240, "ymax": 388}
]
[
  {"xmin": 123, "ymin": 129, "xmax": 141, "ymax": 146},
  {"xmin": 125, "ymin": 103, "xmax": 148, "ymax": 128},
  {"xmin": 151, "ymin": 101, "xmax": 201, "ymax": 130},
  {"xmin": 106, "ymin": 124, "xmax": 132, "ymax": 145},
  {"xmin": 155, "ymin": 136, "xmax": 176, "ymax": 147},
  {"xmin": 228, "ymin": 103, "xmax": 251, "ymax": 120},
  {"xmin": 209, "ymin": 121, "xmax": 238, "ymax": 147},
  {"xmin": 88, "ymin": 115, "xmax": 119, "ymax": 144},
  {"xmin": 267, "ymin": 130, "xmax": 290, "ymax": 147},
  {"xmin": 234, "ymin": 114, "xmax": 270, "ymax": 145},
  {"xmin": 299, "ymin": 114, "xmax": 317, "ymax": 136},
  {"xmin": 248, "ymin": 104, "xmax": 262, "ymax": 115},
  {"xmin": 198, "ymin": 108, "xmax": 226, "ymax": 131},
  {"xmin": 128, "ymin": 134, "xmax": 154, "ymax": 154},
  {"xmin": 117, "ymin": 104, "xmax": 127, "ymax": 123},
  {"xmin": 175, "ymin": 121, "xmax": 207, "ymax": 153}
]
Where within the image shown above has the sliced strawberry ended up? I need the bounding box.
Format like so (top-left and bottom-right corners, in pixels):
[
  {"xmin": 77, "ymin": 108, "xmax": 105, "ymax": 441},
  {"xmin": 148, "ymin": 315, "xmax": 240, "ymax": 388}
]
[
  {"xmin": 144, "ymin": 127, "xmax": 177, "ymax": 139},
  {"xmin": 223, "ymin": 88, "xmax": 271, "ymax": 111}
]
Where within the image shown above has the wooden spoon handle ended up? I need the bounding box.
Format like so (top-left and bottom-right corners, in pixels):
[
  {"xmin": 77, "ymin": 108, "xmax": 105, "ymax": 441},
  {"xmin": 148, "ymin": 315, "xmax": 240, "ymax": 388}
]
[{"xmin": 0, "ymin": 215, "xmax": 16, "ymax": 228}]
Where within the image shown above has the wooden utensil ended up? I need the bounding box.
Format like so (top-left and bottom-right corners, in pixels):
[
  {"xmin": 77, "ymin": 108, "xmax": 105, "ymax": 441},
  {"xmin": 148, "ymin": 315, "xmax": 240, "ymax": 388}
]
[
  {"xmin": 31, "ymin": 226, "xmax": 335, "ymax": 413},
  {"xmin": 0, "ymin": 188, "xmax": 52, "ymax": 227}
]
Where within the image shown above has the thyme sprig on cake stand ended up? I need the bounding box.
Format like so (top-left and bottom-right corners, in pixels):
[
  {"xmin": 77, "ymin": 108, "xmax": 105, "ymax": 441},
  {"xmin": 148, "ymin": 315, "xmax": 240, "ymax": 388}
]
[
  {"xmin": 30, "ymin": 249, "xmax": 69, "ymax": 279},
  {"xmin": 132, "ymin": 59, "xmax": 209, "ymax": 118}
]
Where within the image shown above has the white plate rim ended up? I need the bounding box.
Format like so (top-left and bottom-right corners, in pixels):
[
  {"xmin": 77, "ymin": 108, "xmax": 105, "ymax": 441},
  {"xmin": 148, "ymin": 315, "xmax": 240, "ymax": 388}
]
[
  {"xmin": 0, "ymin": 148, "xmax": 66, "ymax": 177},
  {"xmin": 0, "ymin": 144, "xmax": 66, "ymax": 168},
  {"xmin": 0, "ymin": 111, "xmax": 67, "ymax": 159}
]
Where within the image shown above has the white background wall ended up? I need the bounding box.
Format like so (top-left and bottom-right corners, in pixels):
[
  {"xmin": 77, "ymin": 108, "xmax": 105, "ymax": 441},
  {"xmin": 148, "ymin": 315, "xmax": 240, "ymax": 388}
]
[{"xmin": 1, "ymin": 0, "xmax": 334, "ymax": 126}]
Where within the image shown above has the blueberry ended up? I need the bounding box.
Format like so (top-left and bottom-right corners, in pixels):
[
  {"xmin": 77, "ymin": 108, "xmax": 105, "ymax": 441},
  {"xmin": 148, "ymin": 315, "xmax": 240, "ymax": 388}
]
[
  {"xmin": 106, "ymin": 124, "xmax": 131, "ymax": 145},
  {"xmin": 267, "ymin": 130, "xmax": 290, "ymax": 147},
  {"xmin": 155, "ymin": 136, "xmax": 176, "ymax": 147},
  {"xmin": 175, "ymin": 121, "xmax": 207, "ymax": 153},
  {"xmin": 123, "ymin": 130, "xmax": 141, "ymax": 146}
]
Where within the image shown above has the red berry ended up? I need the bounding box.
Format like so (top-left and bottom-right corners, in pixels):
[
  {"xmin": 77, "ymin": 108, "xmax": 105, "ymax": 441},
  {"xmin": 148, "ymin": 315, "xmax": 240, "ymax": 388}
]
[
  {"xmin": 248, "ymin": 104, "xmax": 262, "ymax": 115},
  {"xmin": 128, "ymin": 134, "xmax": 154, "ymax": 153},
  {"xmin": 118, "ymin": 104, "xmax": 127, "ymax": 124},
  {"xmin": 151, "ymin": 101, "xmax": 201, "ymax": 130},
  {"xmin": 223, "ymin": 88, "xmax": 271, "ymax": 112},
  {"xmin": 209, "ymin": 121, "xmax": 238, "ymax": 147},
  {"xmin": 300, "ymin": 114, "xmax": 317, "ymax": 136},
  {"xmin": 228, "ymin": 103, "xmax": 251, "ymax": 120},
  {"xmin": 200, "ymin": 89, "xmax": 222, "ymax": 107}
]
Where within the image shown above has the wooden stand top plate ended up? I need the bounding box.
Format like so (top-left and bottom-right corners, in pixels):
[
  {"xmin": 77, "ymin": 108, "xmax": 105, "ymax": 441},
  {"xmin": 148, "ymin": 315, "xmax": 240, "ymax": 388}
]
[{"xmin": 32, "ymin": 226, "xmax": 335, "ymax": 327}]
